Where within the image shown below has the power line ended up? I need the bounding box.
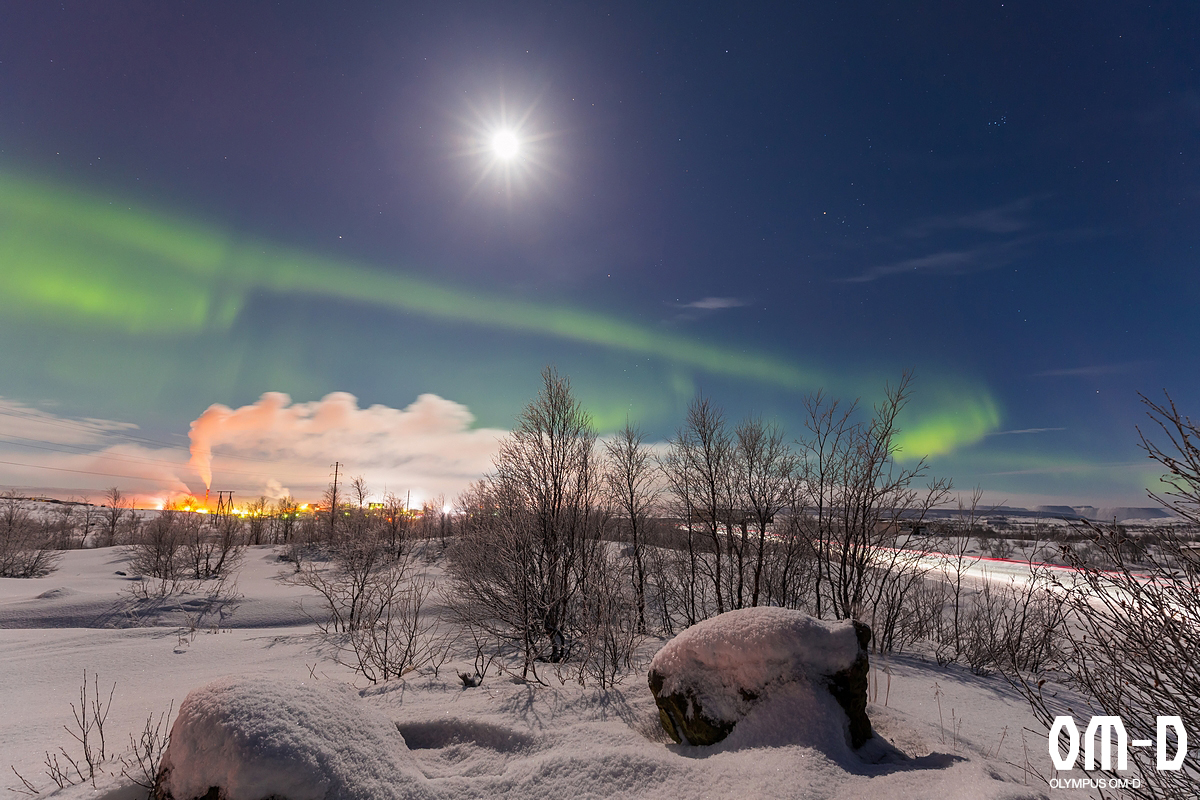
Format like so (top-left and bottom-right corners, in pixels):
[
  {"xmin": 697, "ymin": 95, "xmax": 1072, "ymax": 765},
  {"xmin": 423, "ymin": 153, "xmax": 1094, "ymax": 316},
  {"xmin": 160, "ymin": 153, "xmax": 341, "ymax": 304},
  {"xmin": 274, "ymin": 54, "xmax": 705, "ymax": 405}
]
[
  {"xmin": 0, "ymin": 458, "xmax": 190, "ymax": 483},
  {"xmin": 0, "ymin": 457, "xmax": 330, "ymax": 488}
]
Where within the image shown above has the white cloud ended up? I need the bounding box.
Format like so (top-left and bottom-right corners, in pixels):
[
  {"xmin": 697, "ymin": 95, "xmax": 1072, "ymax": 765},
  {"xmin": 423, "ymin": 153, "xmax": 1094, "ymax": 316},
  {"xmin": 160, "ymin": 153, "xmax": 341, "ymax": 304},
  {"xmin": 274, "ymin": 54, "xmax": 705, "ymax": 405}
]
[
  {"xmin": 679, "ymin": 296, "xmax": 749, "ymax": 311},
  {"xmin": 0, "ymin": 393, "xmax": 508, "ymax": 509},
  {"xmin": 188, "ymin": 392, "xmax": 507, "ymax": 507}
]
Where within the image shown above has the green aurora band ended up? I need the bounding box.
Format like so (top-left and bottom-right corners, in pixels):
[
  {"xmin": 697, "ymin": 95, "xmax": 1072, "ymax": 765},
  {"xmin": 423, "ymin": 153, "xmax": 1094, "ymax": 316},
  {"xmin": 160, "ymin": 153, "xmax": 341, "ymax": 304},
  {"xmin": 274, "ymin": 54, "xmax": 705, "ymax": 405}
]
[
  {"xmin": 0, "ymin": 173, "xmax": 815, "ymax": 388},
  {"xmin": 0, "ymin": 172, "xmax": 1001, "ymax": 456}
]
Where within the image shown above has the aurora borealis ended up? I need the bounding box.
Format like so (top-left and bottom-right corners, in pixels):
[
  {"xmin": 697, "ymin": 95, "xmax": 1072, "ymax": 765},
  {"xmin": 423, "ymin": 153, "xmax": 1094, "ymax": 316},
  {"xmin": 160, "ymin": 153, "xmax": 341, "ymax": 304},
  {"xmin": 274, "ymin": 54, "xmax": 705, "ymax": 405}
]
[{"xmin": 1, "ymin": 3, "xmax": 1196, "ymax": 506}]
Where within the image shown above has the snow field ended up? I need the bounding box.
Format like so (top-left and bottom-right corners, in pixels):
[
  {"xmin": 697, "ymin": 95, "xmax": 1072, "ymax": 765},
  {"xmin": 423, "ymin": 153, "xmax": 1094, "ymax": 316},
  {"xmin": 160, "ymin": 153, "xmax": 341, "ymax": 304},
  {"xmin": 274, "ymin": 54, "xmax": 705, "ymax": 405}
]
[{"xmin": 0, "ymin": 546, "xmax": 1084, "ymax": 799}]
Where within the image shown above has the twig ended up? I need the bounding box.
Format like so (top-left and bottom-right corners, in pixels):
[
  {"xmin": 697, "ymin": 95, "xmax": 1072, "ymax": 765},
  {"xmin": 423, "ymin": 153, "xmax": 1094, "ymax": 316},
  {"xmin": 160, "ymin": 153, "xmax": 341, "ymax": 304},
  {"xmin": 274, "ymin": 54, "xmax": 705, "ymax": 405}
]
[
  {"xmin": 933, "ymin": 682, "xmax": 945, "ymax": 745},
  {"xmin": 992, "ymin": 725, "xmax": 1008, "ymax": 759},
  {"xmin": 9, "ymin": 764, "xmax": 39, "ymax": 795}
]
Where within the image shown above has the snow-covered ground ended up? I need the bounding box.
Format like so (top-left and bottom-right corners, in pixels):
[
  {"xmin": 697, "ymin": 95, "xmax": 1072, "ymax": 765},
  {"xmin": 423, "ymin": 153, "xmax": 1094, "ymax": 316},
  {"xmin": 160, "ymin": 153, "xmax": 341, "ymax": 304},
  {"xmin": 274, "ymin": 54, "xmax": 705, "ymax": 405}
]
[{"xmin": 0, "ymin": 545, "xmax": 1088, "ymax": 799}]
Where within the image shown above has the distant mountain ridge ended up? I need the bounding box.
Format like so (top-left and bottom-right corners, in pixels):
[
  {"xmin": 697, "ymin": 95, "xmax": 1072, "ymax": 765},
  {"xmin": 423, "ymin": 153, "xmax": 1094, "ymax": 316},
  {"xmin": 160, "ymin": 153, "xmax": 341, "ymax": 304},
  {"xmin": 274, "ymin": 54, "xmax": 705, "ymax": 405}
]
[
  {"xmin": 922, "ymin": 505, "xmax": 1178, "ymax": 522},
  {"xmin": 1036, "ymin": 506, "xmax": 1176, "ymax": 522}
]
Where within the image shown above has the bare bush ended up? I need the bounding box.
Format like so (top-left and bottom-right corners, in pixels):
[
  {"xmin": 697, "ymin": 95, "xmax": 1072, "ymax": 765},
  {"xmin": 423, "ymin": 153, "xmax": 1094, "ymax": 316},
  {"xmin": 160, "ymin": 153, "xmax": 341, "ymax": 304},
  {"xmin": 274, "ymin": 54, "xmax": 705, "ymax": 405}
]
[
  {"xmin": 126, "ymin": 510, "xmax": 243, "ymax": 605},
  {"xmin": 957, "ymin": 574, "xmax": 1063, "ymax": 675},
  {"xmin": 28, "ymin": 671, "xmax": 115, "ymax": 790},
  {"xmin": 119, "ymin": 702, "xmax": 173, "ymax": 793},
  {"xmin": 1010, "ymin": 393, "xmax": 1200, "ymax": 798},
  {"xmin": 290, "ymin": 534, "xmax": 439, "ymax": 683},
  {"xmin": 182, "ymin": 512, "xmax": 244, "ymax": 579},
  {"xmin": 290, "ymin": 535, "xmax": 392, "ymax": 634},
  {"xmin": 10, "ymin": 671, "xmax": 173, "ymax": 797},
  {"xmin": 574, "ymin": 546, "xmax": 640, "ymax": 689},
  {"xmin": 340, "ymin": 560, "xmax": 438, "ymax": 683},
  {"xmin": 125, "ymin": 511, "xmax": 186, "ymax": 597},
  {"xmin": 0, "ymin": 491, "xmax": 60, "ymax": 577}
]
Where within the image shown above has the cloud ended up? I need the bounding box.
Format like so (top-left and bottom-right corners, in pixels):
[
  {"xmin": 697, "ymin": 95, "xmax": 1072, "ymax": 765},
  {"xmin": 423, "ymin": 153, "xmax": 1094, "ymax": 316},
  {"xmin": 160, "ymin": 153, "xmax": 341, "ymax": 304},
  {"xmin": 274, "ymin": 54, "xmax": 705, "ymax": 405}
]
[
  {"xmin": 0, "ymin": 392, "xmax": 508, "ymax": 508},
  {"xmin": 677, "ymin": 297, "xmax": 748, "ymax": 311},
  {"xmin": 841, "ymin": 198, "xmax": 1079, "ymax": 283},
  {"xmin": 902, "ymin": 198, "xmax": 1035, "ymax": 238},
  {"xmin": 0, "ymin": 398, "xmax": 193, "ymax": 500},
  {"xmin": 188, "ymin": 392, "xmax": 506, "ymax": 505},
  {"xmin": 986, "ymin": 427, "xmax": 1066, "ymax": 436},
  {"xmin": 981, "ymin": 461, "xmax": 1143, "ymax": 477},
  {"xmin": 1032, "ymin": 362, "xmax": 1152, "ymax": 378},
  {"xmin": 839, "ymin": 239, "xmax": 1033, "ymax": 283},
  {"xmin": 0, "ymin": 398, "xmax": 137, "ymax": 446}
]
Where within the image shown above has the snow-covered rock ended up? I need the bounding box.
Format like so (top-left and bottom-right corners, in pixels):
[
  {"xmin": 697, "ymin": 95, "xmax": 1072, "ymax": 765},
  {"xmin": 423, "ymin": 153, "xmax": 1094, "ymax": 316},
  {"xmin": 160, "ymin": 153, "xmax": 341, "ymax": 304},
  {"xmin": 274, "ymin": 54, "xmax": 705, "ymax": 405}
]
[
  {"xmin": 154, "ymin": 675, "xmax": 433, "ymax": 800},
  {"xmin": 647, "ymin": 608, "xmax": 873, "ymax": 748}
]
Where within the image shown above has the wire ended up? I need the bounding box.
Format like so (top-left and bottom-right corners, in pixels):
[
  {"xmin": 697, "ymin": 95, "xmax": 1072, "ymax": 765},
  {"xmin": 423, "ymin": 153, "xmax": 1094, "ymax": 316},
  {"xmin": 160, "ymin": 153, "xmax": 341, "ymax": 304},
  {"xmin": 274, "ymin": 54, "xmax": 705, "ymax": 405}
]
[
  {"xmin": 0, "ymin": 435, "xmax": 326, "ymax": 482},
  {"xmin": 0, "ymin": 457, "xmax": 328, "ymax": 488}
]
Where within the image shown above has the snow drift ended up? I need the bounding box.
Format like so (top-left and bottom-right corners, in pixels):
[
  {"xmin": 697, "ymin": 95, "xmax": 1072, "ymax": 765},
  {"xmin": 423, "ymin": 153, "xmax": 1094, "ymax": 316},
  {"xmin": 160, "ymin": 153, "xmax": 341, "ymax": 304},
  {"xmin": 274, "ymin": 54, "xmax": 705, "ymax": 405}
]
[{"xmin": 155, "ymin": 675, "xmax": 433, "ymax": 800}]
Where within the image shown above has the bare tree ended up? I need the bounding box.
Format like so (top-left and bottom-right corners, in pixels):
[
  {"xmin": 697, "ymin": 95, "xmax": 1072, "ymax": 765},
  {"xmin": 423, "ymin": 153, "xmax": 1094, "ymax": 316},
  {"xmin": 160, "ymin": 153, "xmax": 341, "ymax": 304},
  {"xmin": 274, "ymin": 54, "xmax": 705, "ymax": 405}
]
[
  {"xmin": 50, "ymin": 501, "xmax": 78, "ymax": 550},
  {"xmin": 382, "ymin": 491, "xmax": 411, "ymax": 554},
  {"xmin": 271, "ymin": 495, "xmax": 299, "ymax": 544},
  {"xmin": 658, "ymin": 445, "xmax": 705, "ymax": 627},
  {"xmin": 349, "ymin": 475, "xmax": 371, "ymax": 510},
  {"xmin": 796, "ymin": 374, "xmax": 950, "ymax": 625},
  {"xmin": 795, "ymin": 390, "xmax": 856, "ymax": 620},
  {"xmin": 245, "ymin": 496, "xmax": 269, "ymax": 546},
  {"xmin": 448, "ymin": 367, "xmax": 607, "ymax": 677},
  {"xmin": 450, "ymin": 479, "xmax": 546, "ymax": 678},
  {"xmin": 1011, "ymin": 392, "xmax": 1200, "ymax": 798},
  {"xmin": 74, "ymin": 497, "xmax": 98, "ymax": 548},
  {"xmin": 933, "ymin": 488, "xmax": 987, "ymax": 665},
  {"xmin": 491, "ymin": 366, "xmax": 603, "ymax": 663},
  {"xmin": 575, "ymin": 545, "xmax": 640, "ymax": 688},
  {"xmin": 734, "ymin": 415, "xmax": 795, "ymax": 607},
  {"xmin": 99, "ymin": 487, "xmax": 128, "ymax": 548},
  {"xmin": 667, "ymin": 396, "xmax": 736, "ymax": 614},
  {"xmin": 604, "ymin": 420, "xmax": 659, "ymax": 631}
]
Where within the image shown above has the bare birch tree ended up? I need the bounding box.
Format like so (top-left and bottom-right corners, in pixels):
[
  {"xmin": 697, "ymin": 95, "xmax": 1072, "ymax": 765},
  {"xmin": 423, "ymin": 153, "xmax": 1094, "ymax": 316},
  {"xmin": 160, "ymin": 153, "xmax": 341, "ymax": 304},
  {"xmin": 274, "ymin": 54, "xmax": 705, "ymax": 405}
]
[
  {"xmin": 604, "ymin": 420, "xmax": 659, "ymax": 631},
  {"xmin": 734, "ymin": 415, "xmax": 795, "ymax": 607},
  {"xmin": 448, "ymin": 367, "xmax": 605, "ymax": 675}
]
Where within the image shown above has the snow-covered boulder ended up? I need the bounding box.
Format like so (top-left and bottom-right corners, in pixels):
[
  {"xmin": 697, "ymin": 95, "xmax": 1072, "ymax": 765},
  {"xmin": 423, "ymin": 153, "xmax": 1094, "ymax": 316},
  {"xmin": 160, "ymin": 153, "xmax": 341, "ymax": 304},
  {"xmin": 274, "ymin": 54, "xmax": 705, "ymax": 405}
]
[
  {"xmin": 647, "ymin": 608, "xmax": 873, "ymax": 748},
  {"xmin": 154, "ymin": 675, "xmax": 433, "ymax": 800}
]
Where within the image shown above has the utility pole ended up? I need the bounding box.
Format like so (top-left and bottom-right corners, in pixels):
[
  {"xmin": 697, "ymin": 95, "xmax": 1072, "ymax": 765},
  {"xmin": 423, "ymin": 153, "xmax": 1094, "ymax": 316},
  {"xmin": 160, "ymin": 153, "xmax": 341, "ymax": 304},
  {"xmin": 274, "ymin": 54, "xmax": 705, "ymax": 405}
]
[{"xmin": 329, "ymin": 461, "xmax": 340, "ymax": 541}]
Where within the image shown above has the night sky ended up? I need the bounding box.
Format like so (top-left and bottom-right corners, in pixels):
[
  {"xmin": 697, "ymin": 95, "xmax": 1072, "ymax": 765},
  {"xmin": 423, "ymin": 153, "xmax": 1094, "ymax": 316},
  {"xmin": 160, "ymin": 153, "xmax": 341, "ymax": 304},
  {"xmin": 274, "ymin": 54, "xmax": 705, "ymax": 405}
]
[{"xmin": 0, "ymin": 2, "xmax": 1196, "ymax": 507}]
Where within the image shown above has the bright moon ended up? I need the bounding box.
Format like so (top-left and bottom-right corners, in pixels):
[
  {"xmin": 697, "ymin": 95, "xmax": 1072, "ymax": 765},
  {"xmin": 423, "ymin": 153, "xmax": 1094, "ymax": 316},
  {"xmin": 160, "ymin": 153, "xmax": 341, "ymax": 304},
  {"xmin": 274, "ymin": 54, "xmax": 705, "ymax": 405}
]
[{"xmin": 492, "ymin": 130, "xmax": 519, "ymax": 160}]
